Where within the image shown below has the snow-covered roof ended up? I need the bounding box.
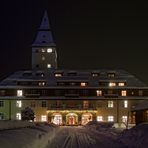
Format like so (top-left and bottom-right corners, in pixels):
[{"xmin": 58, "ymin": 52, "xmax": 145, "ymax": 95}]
[
  {"xmin": 132, "ymin": 101, "xmax": 148, "ymax": 111},
  {"xmin": 0, "ymin": 69, "xmax": 146, "ymax": 88}
]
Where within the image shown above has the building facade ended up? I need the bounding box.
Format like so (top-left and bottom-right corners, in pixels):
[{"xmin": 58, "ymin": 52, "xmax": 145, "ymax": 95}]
[{"xmin": 0, "ymin": 11, "xmax": 148, "ymax": 125}]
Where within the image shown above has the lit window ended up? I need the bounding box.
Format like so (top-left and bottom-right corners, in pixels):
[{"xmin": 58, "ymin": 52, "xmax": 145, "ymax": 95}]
[
  {"xmin": 118, "ymin": 83, "xmax": 125, "ymax": 86},
  {"xmin": 97, "ymin": 116, "xmax": 103, "ymax": 121},
  {"xmin": 16, "ymin": 101, "xmax": 22, "ymax": 108},
  {"xmin": 122, "ymin": 116, "xmax": 127, "ymax": 123},
  {"xmin": 41, "ymin": 115, "xmax": 47, "ymax": 122},
  {"xmin": 124, "ymin": 100, "xmax": 128, "ymax": 108},
  {"xmin": 81, "ymin": 82, "xmax": 87, "ymax": 87},
  {"xmin": 16, "ymin": 113, "xmax": 21, "ymax": 120},
  {"xmin": 121, "ymin": 90, "xmax": 127, "ymax": 96},
  {"xmin": 108, "ymin": 116, "xmax": 114, "ymax": 122},
  {"xmin": 108, "ymin": 73, "xmax": 115, "ymax": 78},
  {"xmin": 108, "ymin": 101, "xmax": 114, "ymax": 108},
  {"xmin": 0, "ymin": 113, "xmax": 4, "ymax": 120},
  {"xmin": 17, "ymin": 90, "xmax": 23, "ymax": 97},
  {"xmin": 47, "ymin": 48, "xmax": 53, "ymax": 53},
  {"xmin": 55, "ymin": 73, "xmax": 62, "ymax": 77},
  {"xmin": 96, "ymin": 90, "xmax": 102, "ymax": 96},
  {"xmin": 47, "ymin": 64, "xmax": 51, "ymax": 68},
  {"xmin": 38, "ymin": 82, "xmax": 46, "ymax": 86},
  {"xmin": 109, "ymin": 82, "xmax": 116, "ymax": 87},
  {"xmin": 92, "ymin": 73, "xmax": 99, "ymax": 77},
  {"xmin": 0, "ymin": 101, "xmax": 4, "ymax": 107},
  {"xmin": 41, "ymin": 49, "xmax": 46, "ymax": 53}
]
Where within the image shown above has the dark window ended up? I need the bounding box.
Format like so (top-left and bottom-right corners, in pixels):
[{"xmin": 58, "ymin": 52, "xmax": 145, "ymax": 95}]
[
  {"xmin": 0, "ymin": 101, "xmax": 4, "ymax": 107},
  {"xmin": 42, "ymin": 101, "xmax": 47, "ymax": 107},
  {"xmin": 0, "ymin": 90, "xmax": 5, "ymax": 96},
  {"xmin": 0, "ymin": 113, "xmax": 4, "ymax": 120}
]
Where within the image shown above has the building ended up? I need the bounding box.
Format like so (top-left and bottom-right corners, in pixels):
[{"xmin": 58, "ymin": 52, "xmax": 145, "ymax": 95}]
[
  {"xmin": 132, "ymin": 101, "xmax": 148, "ymax": 125},
  {"xmin": 0, "ymin": 11, "xmax": 148, "ymax": 125}
]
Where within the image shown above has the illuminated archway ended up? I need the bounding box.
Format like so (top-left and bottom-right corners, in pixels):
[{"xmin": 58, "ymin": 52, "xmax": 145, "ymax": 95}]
[
  {"xmin": 66, "ymin": 113, "xmax": 78, "ymax": 125},
  {"xmin": 51, "ymin": 113, "xmax": 62, "ymax": 125},
  {"xmin": 81, "ymin": 113, "xmax": 93, "ymax": 125}
]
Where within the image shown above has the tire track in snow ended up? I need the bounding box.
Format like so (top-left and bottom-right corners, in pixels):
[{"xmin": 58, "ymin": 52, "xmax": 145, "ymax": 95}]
[{"xmin": 46, "ymin": 127, "xmax": 97, "ymax": 148}]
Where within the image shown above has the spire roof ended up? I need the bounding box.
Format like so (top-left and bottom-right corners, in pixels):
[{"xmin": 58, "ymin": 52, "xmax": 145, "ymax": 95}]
[
  {"xmin": 39, "ymin": 10, "xmax": 51, "ymax": 30},
  {"xmin": 32, "ymin": 10, "xmax": 56, "ymax": 47}
]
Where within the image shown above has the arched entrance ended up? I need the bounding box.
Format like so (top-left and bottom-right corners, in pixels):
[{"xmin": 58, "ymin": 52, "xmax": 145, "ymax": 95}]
[
  {"xmin": 51, "ymin": 113, "xmax": 62, "ymax": 125},
  {"xmin": 66, "ymin": 113, "xmax": 78, "ymax": 125},
  {"xmin": 81, "ymin": 113, "xmax": 93, "ymax": 125}
]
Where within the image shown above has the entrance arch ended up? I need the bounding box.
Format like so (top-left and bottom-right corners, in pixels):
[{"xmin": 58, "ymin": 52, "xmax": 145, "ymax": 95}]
[
  {"xmin": 66, "ymin": 113, "xmax": 78, "ymax": 125},
  {"xmin": 81, "ymin": 113, "xmax": 93, "ymax": 125},
  {"xmin": 51, "ymin": 113, "xmax": 62, "ymax": 125}
]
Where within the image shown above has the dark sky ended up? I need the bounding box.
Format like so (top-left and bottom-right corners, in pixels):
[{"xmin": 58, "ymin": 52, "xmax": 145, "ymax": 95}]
[{"xmin": 0, "ymin": 0, "xmax": 148, "ymax": 84}]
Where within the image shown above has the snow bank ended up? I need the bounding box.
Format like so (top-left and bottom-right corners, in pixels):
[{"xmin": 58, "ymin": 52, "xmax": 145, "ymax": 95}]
[
  {"xmin": 0, "ymin": 122, "xmax": 59, "ymax": 148},
  {"xmin": 0, "ymin": 120, "xmax": 35, "ymax": 130},
  {"xmin": 118, "ymin": 123, "xmax": 148, "ymax": 147},
  {"xmin": 85, "ymin": 121, "xmax": 114, "ymax": 130}
]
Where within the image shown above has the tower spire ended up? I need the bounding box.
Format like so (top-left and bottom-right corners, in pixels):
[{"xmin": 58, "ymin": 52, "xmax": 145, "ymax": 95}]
[
  {"xmin": 39, "ymin": 10, "xmax": 51, "ymax": 30},
  {"xmin": 32, "ymin": 10, "xmax": 58, "ymax": 70}
]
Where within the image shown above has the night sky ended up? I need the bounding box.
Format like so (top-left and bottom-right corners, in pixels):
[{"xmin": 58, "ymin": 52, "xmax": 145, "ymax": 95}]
[{"xmin": 0, "ymin": 0, "xmax": 148, "ymax": 84}]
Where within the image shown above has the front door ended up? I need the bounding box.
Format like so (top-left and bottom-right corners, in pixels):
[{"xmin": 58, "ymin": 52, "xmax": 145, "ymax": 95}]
[{"xmin": 68, "ymin": 116, "xmax": 76, "ymax": 125}]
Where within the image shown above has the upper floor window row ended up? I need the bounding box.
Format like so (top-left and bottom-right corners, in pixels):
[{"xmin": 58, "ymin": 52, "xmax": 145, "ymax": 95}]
[
  {"xmin": 35, "ymin": 48, "xmax": 53, "ymax": 53},
  {"xmin": 57, "ymin": 82, "xmax": 88, "ymax": 87}
]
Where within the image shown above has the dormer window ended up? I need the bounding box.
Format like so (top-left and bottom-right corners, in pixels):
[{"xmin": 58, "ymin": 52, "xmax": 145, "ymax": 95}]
[
  {"xmin": 108, "ymin": 73, "xmax": 115, "ymax": 78},
  {"xmin": 38, "ymin": 82, "xmax": 46, "ymax": 86},
  {"xmin": 109, "ymin": 82, "xmax": 116, "ymax": 87},
  {"xmin": 92, "ymin": 73, "xmax": 99, "ymax": 77},
  {"xmin": 47, "ymin": 48, "xmax": 53, "ymax": 53},
  {"xmin": 81, "ymin": 82, "xmax": 87, "ymax": 87},
  {"xmin": 55, "ymin": 73, "xmax": 63, "ymax": 77},
  {"xmin": 118, "ymin": 82, "xmax": 125, "ymax": 86}
]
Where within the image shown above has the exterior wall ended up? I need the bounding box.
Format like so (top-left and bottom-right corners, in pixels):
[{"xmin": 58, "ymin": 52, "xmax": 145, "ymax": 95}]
[
  {"xmin": 32, "ymin": 47, "xmax": 57, "ymax": 69},
  {"xmin": 0, "ymin": 99, "xmax": 146, "ymax": 126},
  {"xmin": 0, "ymin": 100, "xmax": 10, "ymax": 120}
]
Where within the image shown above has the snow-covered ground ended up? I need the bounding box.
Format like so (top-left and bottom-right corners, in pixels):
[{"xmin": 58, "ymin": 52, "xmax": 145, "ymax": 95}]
[
  {"xmin": 0, "ymin": 121, "xmax": 148, "ymax": 148},
  {"xmin": 0, "ymin": 121, "xmax": 58, "ymax": 148}
]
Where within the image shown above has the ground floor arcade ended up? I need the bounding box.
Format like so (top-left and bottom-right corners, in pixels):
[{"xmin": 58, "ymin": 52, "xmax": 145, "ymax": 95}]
[{"xmin": 47, "ymin": 111, "xmax": 97, "ymax": 125}]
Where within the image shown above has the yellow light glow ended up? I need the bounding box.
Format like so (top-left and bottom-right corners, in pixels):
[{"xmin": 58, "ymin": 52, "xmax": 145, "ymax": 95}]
[
  {"xmin": 109, "ymin": 82, "xmax": 116, "ymax": 87},
  {"xmin": 47, "ymin": 48, "xmax": 53, "ymax": 53},
  {"xmin": 81, "ymin": 82, "xmax": 87, "ymax": 87}
]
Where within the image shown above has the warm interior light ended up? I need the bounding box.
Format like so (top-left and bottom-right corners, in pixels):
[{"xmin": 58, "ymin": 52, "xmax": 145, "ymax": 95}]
[
  {"xmin": 17, "ymin": 90, "xmax": 23, "ymax": 97},
  {"xmin": 47, "ymin": 48, "xmax": 53, "ymax": 53}
]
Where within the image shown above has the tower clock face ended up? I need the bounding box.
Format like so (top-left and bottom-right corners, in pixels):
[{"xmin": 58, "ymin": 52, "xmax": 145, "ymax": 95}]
[{"xmin": 47, "ymin": 48, "xmax": 53, "ymax": 53}]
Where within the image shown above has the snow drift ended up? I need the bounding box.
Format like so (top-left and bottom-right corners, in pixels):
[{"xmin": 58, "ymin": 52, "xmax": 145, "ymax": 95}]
[{"xmin": 118, "ymin": 123, "xmax": 148, "ymax": 147}]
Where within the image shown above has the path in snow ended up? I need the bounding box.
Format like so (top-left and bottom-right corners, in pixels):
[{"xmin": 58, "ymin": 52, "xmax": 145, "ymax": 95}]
[{"xmin": 46, "ymin": 126, "xmax": 123, "ymax": 148}]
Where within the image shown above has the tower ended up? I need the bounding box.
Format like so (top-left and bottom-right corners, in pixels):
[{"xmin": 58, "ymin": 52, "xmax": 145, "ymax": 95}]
[{"xmin": 32, "ymin": 11, "xmax": 57, "ymax": 70}]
